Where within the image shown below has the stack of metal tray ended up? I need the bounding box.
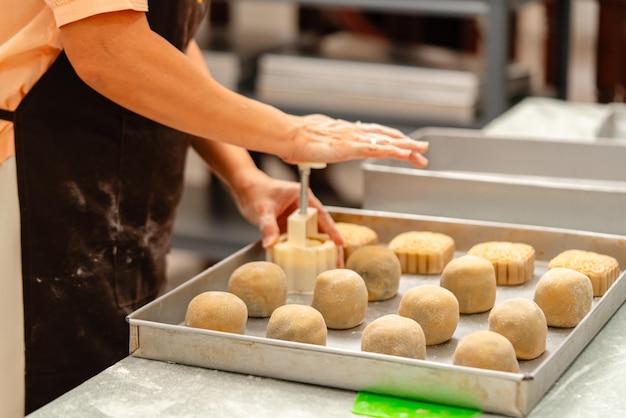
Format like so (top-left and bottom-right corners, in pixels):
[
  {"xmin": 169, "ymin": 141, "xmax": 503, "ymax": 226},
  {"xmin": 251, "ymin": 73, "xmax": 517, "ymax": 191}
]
[
  {"xmin": 597, "ymin": 103, "xmax": 626, "ymax": 139},
  {"xmin": 128, "ymin": 207, "xmax": 626, "ymax": 417},
  {"xmin": 362, "ymin": 127, "xmax": 626, "ymax": 236}
]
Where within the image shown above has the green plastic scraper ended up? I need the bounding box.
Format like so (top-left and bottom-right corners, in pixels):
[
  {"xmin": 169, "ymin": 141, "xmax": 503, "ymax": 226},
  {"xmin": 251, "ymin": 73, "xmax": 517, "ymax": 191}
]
[{"xmin": 352, "ymin": 392, "xmax": 483, "ymax": 418}]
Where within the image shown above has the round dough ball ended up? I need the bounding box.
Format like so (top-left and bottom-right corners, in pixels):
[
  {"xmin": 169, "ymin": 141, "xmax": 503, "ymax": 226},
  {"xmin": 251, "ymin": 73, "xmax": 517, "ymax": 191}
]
[
  {"xmin": 227, "ymin": 261, "xmax": 287, "ymax": 318},
  {"xmin": 534, "ymin": 267, "xmax": 593, "ymax": 328},
  {"xmin": 488, "ymin": 298, "xmax": 547, "ymax": 360},
  {"xmin": 311, "ymin": 269, "xmax": 368, "ymax": 330},
  {"xmin": 185, "ymin": 291, "xmax": 248, "ymax": 334},
  {"xmin": 398, "ymin": 285, "xmax": 459, "ymax": 345},
  {"xmin": 361, "ymin": 314, "xmax": 426, "ymax": 360},
  {"xmin": 266, "ymin": 304, "xmax": 327, "ymax": 346},
  {"xmin": 346, "ymin": 245, "xmax": 402, "ymax": 301},
  {"xmin": 440, "ymin": 255, "xmax": 497, "ymax": 314},
  {"xmin": 335, "ymin": 222, "xmax": 379, "ymax": 263},
  {"xmin": 453, "ymin": 330, "xmax": 519, "ymax": 373},
  {"xmin": 548, "ymin": 249, "xmax": 619, "ymax": 296}
]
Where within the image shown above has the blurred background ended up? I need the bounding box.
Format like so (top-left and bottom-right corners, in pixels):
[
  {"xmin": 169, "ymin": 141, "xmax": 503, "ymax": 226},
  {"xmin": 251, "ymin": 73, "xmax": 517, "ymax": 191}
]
[{"xmin": 167, "ymin": 0, "xmax": 614, "ymax": 290}]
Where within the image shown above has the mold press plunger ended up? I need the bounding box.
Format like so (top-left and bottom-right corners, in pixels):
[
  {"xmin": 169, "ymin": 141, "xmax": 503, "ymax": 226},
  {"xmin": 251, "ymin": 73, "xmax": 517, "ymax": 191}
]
[{"xmin": 268, "ymin": 163, "xmax": 337, "ymax": 293}]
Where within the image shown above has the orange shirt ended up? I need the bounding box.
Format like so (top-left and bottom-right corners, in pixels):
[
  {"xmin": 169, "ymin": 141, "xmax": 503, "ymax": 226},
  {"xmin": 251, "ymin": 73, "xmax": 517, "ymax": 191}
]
[{"xmin": 0, "ymin": 0, "xmax": 148, "ymax": 163}]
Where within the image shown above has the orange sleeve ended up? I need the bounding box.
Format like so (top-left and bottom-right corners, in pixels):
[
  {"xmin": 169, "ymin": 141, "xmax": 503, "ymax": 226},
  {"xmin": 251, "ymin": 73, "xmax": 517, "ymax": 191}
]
[{"xmin": 44, "ymin": 0, "xmax": 149, "ymax": 27}]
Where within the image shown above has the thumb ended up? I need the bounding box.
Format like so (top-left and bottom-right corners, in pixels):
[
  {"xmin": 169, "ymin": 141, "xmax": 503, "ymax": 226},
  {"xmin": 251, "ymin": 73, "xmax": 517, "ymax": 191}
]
[{"xmin": 259, "ymin": 213, "xmax": 280, "ymax": 248}]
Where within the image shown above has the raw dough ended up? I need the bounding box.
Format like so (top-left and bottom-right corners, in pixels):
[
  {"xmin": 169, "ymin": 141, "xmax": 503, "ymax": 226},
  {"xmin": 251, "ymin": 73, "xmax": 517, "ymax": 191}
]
[
  {"xmin": 440, "ymin": 255, "xmax": 497, "ymax": 314},
  {"xmin": 398, "ymin": 285, "xmax": 459, "ymax": 345},
  {"xmin": 548, "ymin": 249, "xmax": 620, "ymax": 296},
  {"xmin": 311, "ymin": 269, "xmax": 368, "ymax": 330},
  {"xmin": 534, "ymin": 267, "xmax": 594, "ymax": 328},
  {"xmin": 346, "ymin": 245, "xmax": 402, "ymax": 301},
  {"xmin": 361, "ymin": 314, "xmax": 426, "ymax": 359},
  {"xmin": 488, "ymin": 298, "xmax": 547, "ymax": 360},
  {"xmin": 467, "ymin": 241, "xmax": 535, "ymax": 285},
  {"xmin": 266, "ymin": 304, "xmax": 327, "ymax": 346},
  {"xmin": 227, "ymin": 261, "xmax": 287, "ymax": 317},
  {"xmin": 335, "ymin": 222, "xmax": 379, "ymax": 263},
  {"xmin": 184, "ymin": 291, "xmax": 248, "ymax": 334},
  {"xmin": 388, "ymin": 231, "xmax": 455, "ymax": 274},
  {"xmin": 452, "ymin": 330, "xmax": 519, "ymax": 373}
]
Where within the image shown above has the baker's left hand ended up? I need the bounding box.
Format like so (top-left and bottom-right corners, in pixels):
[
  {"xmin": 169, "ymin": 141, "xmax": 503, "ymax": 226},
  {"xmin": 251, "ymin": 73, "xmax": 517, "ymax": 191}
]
[{"xmin": 231, "ymin": 170, "xmax": 344, "ymax": 265}]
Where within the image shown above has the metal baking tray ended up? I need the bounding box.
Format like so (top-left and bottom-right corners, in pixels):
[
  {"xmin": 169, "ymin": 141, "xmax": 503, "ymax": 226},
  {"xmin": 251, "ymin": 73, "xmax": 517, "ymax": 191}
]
[
  {"xmin": 128, "ymin": 207, "xmax": 626, "ymax": 417},
  {"xmin": 362, "ymin": 127, "xmax": 626, "ymax": 236}
]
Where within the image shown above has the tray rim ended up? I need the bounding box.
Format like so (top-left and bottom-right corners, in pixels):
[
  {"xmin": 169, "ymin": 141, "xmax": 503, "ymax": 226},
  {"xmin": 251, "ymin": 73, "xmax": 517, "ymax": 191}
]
[
  {"xmin": 362, "ymin": 159, "xmax": 626, "ymax": 192},
  {"xmin": 410, "ymin": 126, "xmax": 626, "ymax": 147}
]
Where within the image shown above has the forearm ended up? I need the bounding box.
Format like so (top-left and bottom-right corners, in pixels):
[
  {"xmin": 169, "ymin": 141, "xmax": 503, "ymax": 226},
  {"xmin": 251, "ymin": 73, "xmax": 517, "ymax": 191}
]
[
  {"xmin": 184, "ymin": 38, "xmax": 265, "ymax": 193},
  {"xmin": 59, "ymin": 11, "xmax": 297, "ymax": 160},
  {"xmin": 191, "ymin": 137, "xmax": 264, "ymax": 194},
  {"xmin": 59, "ymin": 10, "xmax": 429, "ymax": 169}
]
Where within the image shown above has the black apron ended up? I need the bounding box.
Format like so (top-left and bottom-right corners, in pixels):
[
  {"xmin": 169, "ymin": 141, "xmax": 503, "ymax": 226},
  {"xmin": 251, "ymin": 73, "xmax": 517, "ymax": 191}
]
[{"xmin": 0, "ymin": 1, "xmax": 209, "ymax": 413}]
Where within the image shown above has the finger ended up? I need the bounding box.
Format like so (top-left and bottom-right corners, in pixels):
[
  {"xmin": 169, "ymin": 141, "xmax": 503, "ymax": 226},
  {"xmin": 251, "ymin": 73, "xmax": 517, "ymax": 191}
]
[
  {"xmin": 309, "ymin": 198, "xmax": 345, "ymax": 268},
  {"xmin": 356, "ymin": 121, "xmax": 407, "ymax": 139},
  {"xmin": 362, "ymin": 134, "xmax": 429, "ymax": 166},
  {"xmin": 407, "ymin": 139, "xmax": 429, "ymax": 153},
  {"xmin": 361, "ymin": 140, "xmax": 422, "ymax": 164},
  {"xmin": 309, "ymin": 196, "xmax": 344, "ymax": 247},
  {"xmin": 368, "ymin": 133, "xmax": 429, "ymax": 153},
  {"xmin": 409, "ymin": 151, "xmax": 429, "ymax": 168},
  {"xmin": 259, "ymin": 212, "xmax": 281, "ymax": 248},
  {"xmin": 336, "ymin": 246, "xmax": 345, "ymax": 269}
]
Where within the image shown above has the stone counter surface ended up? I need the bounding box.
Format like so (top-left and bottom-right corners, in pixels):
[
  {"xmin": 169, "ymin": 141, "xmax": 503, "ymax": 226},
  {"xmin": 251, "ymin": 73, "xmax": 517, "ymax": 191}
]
[{"xmin": 29, "ymin": 302, "xmax": 626, "ymax": 418}]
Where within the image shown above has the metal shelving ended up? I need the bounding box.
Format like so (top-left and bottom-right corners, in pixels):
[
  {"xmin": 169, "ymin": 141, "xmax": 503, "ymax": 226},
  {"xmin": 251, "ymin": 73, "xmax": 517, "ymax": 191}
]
[{"xmin": 233, "ymin": 0, "xmax": 570, "ymax": 126}]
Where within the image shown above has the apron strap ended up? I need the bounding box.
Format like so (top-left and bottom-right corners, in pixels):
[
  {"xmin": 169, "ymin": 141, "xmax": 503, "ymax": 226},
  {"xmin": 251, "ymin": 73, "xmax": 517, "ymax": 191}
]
[{"xmin": 0, "ymin": 109, "xmax": 15, "ymax": 122}]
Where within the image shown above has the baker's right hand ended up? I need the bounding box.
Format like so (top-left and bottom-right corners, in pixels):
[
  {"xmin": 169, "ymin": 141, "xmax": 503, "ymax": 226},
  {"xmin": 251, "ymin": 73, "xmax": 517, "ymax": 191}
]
[{"xmin": 280, "ymin": 114, "xmax": 429, "ymax": 168}]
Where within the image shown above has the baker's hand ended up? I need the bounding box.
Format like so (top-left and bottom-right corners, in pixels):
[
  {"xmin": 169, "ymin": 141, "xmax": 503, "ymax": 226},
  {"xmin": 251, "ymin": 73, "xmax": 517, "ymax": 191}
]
[
  {"xmin": 231, "ymin": 169, "xmax": 345, "ymax": 266},
  {"xmin": 281, "ymin": 114, "xmax": 429, "ymax": 168}
]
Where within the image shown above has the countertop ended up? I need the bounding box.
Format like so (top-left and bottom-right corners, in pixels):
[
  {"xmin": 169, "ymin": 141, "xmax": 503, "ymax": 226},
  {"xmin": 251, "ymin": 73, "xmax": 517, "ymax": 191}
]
[{"xmin": 28, "ymin": 300, "xmax": 626, "ymax": 418}]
